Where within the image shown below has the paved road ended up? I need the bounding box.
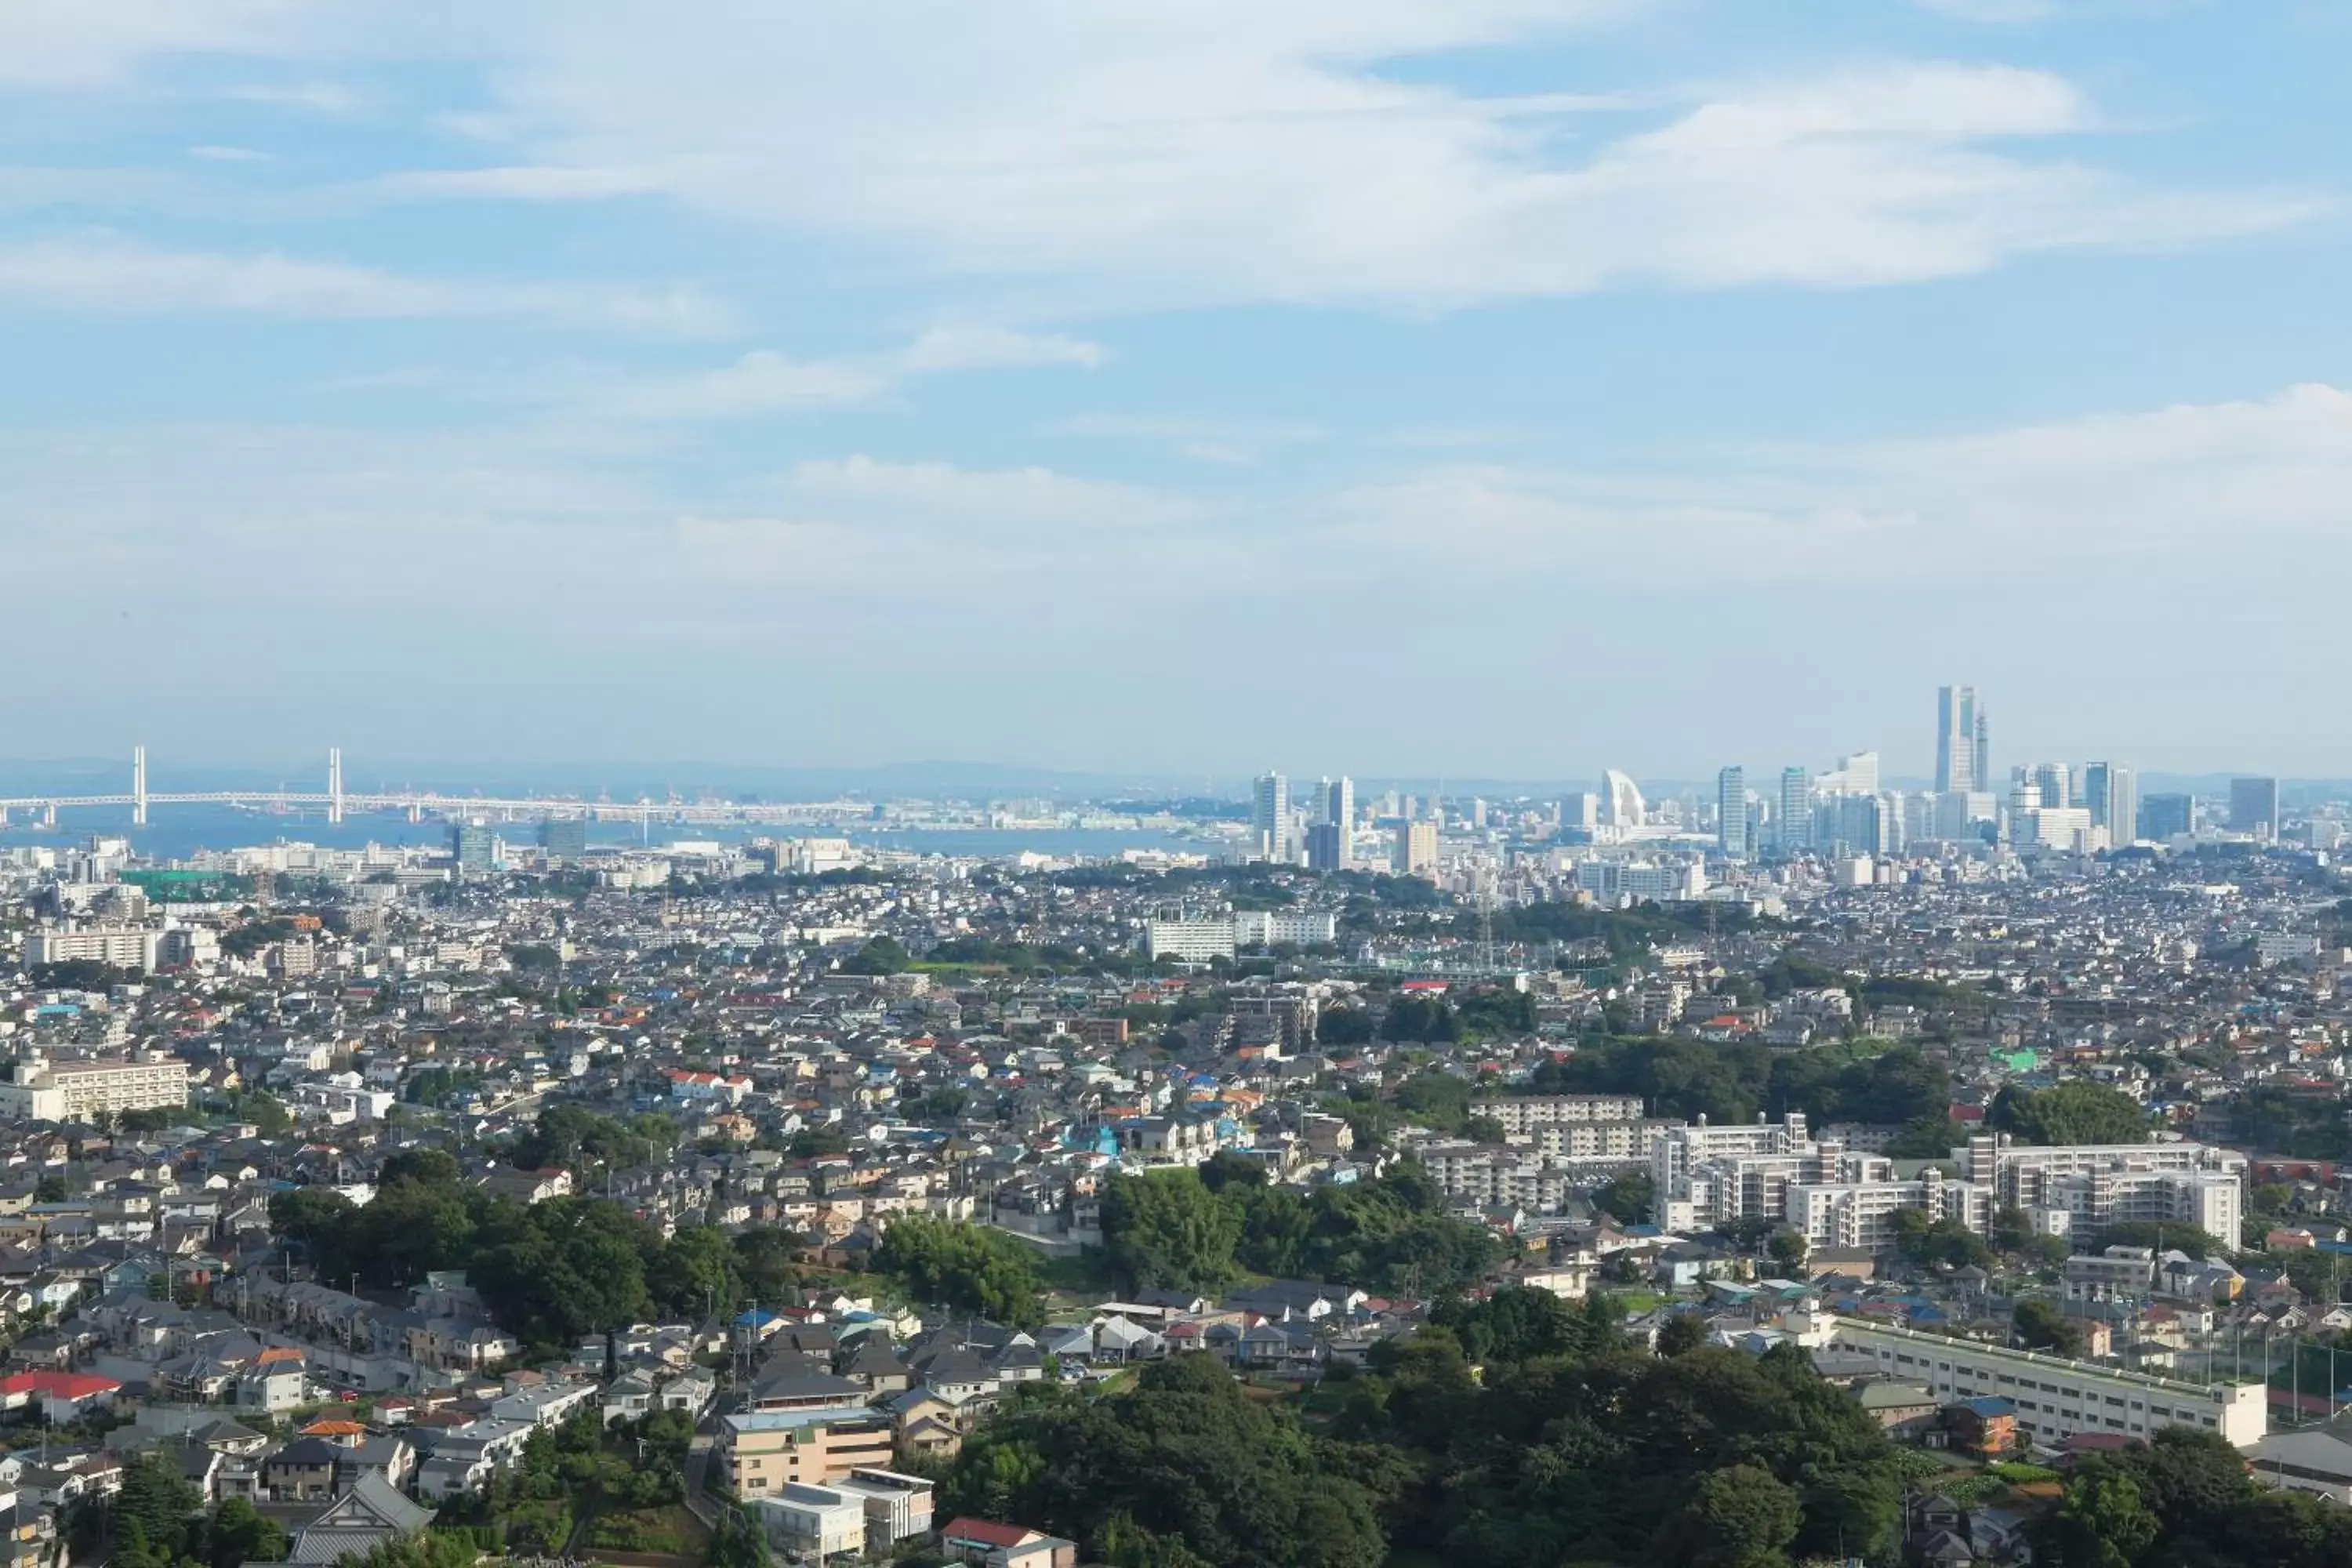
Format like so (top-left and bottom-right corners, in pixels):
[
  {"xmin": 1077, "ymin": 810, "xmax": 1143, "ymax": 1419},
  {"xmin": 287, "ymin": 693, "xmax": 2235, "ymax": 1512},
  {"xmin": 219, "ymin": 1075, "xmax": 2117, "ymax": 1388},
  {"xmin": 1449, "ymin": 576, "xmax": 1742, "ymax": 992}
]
[{"xmin": 682, "ymin": 1406, "xmax": 724, "ymax": 1528}]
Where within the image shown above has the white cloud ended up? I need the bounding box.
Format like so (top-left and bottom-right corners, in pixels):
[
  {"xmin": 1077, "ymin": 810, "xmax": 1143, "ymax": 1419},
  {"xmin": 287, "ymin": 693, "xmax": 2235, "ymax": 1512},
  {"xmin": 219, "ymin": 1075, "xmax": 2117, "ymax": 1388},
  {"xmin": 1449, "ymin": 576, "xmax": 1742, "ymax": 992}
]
[
  {"xmin": 1328, "ymin": 383, "xmax": 2352, "ymax": 582},
  {"xmin": 0, "ymin": 234, "xmax": 726, "ymax": 332},
  {"xmin": 597, "ymin": 326, "xmax": 1108, "ymax": 420},
  {"xmin": 0, "ymin": 0, "xmax": 307, "ymax": 89},
  {"xmin": 1058, "ymin": 412, "xmax": 1322, "ymax": 465},
  {"xmin": 0, "ymin": 3, "xmax": 2306, "ymax": 312},
  {"xmin": 606, "ymin": 351, "xmax": 893, "ymax": 419},
  {"xmin": 899, "ymin": 325, "xmax": 1105, "ymax": 373},
  {"xmin": 1914, "ymin": 0, "xmax": 2059, "ymax": 21},
  {"xmin": 401, "ymin": 8, "xmax": 2303, "ymax": 307},
  {"xmin": 785, "ymin": 454, "xmax": 1196, "ymax": 534}
]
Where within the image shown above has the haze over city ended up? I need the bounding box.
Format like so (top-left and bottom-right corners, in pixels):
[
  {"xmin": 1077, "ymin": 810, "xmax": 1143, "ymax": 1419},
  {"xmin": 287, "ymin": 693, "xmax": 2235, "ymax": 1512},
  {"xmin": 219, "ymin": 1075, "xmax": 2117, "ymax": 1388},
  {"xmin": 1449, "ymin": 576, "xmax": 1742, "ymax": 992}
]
[{"xmin": 8, "ymin": 4, "xmax": 2352, "ymax": 772}]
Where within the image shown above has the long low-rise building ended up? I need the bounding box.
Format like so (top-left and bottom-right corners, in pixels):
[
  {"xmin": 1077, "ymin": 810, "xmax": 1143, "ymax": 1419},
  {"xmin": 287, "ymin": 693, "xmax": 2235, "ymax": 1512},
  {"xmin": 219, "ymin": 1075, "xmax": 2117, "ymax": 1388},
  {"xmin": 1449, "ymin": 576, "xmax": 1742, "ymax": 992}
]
[
  {"xmin": 1473, "ymin": 1095, "xmax": 1647, "ymax": 1134},
  {"xmin": 1810, "ymin": 1314, "xmax": 2267, "ymax": 1449},
  {"xmin": 0, "ymin": 1053, "xmax": 191, "ymax": 1122}
]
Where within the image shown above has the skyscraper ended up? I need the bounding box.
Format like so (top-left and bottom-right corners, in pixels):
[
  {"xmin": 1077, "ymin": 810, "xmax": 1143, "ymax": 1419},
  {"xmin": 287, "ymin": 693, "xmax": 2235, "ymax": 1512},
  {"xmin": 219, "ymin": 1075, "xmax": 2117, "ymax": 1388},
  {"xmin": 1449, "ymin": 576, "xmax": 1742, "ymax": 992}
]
[
  {"xmin": 451, "ymin": 820, "xmax": 495, "ymax": 877},
  {"xmin": 2142, "ymin": 793, "xmax": 2193, "ymax": 840},
  {"xmin": 2031, "ymin": 762, "xmax": 2071, "ymax": 810},
  {"xmin": 1253, "ymin": 772, "xmax": 1290, "ymax": 861},
  {"xmin": 2082, "ymin": 762, "xmax": 2114, "ymax": 827},
  {"xmin": 2230, "ymin": 777, "xmax": 2280, "ymax": 841},
  {"xmin": 1833, "ymin": 751, "xmax": 1880, "ymax": 795},
  {"xmin": 1314, "ymin": 777, "xmax": 1355, "ymax": 870},
  {"xmin": 1325, "ymin": 776, "xmax": 1355, "ymax": 834},
  {"xmin": 1396, "ymin": 820, "xmax": 1438, "ymax": 878},
  {"xmin": 1935, "ymin": 685, "xmax": 1978, "ymax": 794},
  {"xmin": 538, "ymin": 817, "xmax": 589, "ymax": 863},
  {"xmin": 1717, "ymin": 766, "xmax": 1748, "ymax": 858},
  {"xmin": 1777, "ymin": 767, "xmax": 1813, "ymax": 853},
  {"xmin": 2108, "ymin": 766, "xmax": 2137, "ymax": 846},
  {"xmin": 1973, "ymin": 707, "xmax": 1991, "ymax": 791}
]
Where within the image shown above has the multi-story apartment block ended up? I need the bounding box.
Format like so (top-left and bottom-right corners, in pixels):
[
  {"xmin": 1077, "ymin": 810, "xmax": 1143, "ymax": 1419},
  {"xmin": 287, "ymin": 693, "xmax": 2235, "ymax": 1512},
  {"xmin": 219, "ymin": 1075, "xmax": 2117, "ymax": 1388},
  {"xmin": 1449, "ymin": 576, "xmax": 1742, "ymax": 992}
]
[
  {"xmin": 1961, "ymin": 1135, "xmax": 2244, "ymax": 1243},
  {"xmin": 1473, "ymin": 1096, "xmax": 1646, "ymax": 1135},
  {"xmin": 719, "ymin": 1406, "xmax": 898, "ymax": 1496},
  {"xmin": 0, "ymin": 1052, "xmax": 190, "ymax": 1122},
  {"xmin": 24, "ymin": 924, "xmax": 162, "ymax": 974}
]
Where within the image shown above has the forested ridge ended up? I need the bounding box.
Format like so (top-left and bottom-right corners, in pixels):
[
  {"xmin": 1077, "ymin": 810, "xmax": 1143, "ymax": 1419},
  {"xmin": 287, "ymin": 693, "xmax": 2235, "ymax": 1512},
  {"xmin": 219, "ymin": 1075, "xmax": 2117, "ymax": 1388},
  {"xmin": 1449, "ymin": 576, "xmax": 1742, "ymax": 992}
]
[{"xmin": 937, "ymin": 1287, "xmax": 2352, "ymax": 1568}]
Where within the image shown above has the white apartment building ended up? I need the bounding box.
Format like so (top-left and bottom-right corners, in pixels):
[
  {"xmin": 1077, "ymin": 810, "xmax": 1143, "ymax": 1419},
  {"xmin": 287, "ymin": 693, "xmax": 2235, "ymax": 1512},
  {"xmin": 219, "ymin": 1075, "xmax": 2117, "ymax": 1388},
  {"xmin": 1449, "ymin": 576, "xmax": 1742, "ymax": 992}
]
[
  {"xmin": 0, "ymin": 1052, "xmax": 191, "ymax": 1122},
  {"xmin": 754, "ymin": 1483, "xmax": 866, "ymax": 1559},
  {"xmin": 1653, "ymin": 1113, "xmax": 1810, "ymax": 1196},
  {"xmin": 1474, "ymin": 1095, "xmax": 1646, "ymax": 1134},
  {"xmin": 1231, "ymin": 911, "xmax": 1339, "ymax": 946},
  {"xmin": 1786, "ymin": 1169, "xmax": 1994, "ymax": 1253},
  {"xmin": 1532, "ymin": 1121, "xmax": 1672, "ymax": 1161},
  {"xmin": 1962, "ymin": 1135, "xmax": 2245, "ymax": 1243},
  {"xmin": 1144, "ymin": 911, "xmax": 1338, "ymax": 961},
  {"xmin": 25, "ymin": 924, "xmax": 162, "ymax": 975},
  {"xmin": 1661, "ymin": 1120, "xmax": 2241, "ymax": 1254},
  {"xmin": 1143, "ymin": 918, "xmax": 1236, "ymax": 962},
  {"xmin": 1421, "ymin": 1145, "xmax": 1573, "ymax": 1214},
  {"xmin": 1813, "ymin": 1315, "xmax": 2267, "ymax": 1449}
]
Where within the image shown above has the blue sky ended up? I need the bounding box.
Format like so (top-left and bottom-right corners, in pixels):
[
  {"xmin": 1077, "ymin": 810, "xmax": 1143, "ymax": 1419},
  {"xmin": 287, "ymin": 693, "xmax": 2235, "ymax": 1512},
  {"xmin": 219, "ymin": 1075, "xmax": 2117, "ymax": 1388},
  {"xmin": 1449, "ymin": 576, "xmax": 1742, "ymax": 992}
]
[{"xmin": 6, "ymin": 0, "xmax": 2351, "ymax": 783}]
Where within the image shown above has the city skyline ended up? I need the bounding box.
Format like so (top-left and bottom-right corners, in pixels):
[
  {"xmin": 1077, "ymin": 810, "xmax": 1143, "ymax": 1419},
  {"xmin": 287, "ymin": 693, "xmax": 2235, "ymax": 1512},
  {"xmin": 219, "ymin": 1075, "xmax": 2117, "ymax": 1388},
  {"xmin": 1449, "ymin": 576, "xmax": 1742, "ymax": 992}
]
[{"xmin": 5, "ymin": 7, "xmax": 2352, "ymax": 770}]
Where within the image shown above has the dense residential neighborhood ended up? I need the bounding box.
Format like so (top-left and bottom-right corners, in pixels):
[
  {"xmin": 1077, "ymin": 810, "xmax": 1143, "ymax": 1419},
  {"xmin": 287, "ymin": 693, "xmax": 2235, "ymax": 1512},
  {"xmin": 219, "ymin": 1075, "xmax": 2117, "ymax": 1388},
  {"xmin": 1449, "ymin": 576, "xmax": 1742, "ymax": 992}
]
[{"xmin": 5, "ymin": 808, "xmax": 2352, "ymax": 1566}]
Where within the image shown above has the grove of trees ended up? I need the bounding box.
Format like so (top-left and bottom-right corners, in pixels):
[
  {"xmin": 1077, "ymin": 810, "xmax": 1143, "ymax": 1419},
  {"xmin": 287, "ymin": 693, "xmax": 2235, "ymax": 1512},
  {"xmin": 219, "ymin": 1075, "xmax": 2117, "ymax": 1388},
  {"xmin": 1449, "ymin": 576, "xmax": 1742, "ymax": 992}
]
[{"xmin": 1100, "ymin": 1161, "xmax": 1500, "ymax": 1298}]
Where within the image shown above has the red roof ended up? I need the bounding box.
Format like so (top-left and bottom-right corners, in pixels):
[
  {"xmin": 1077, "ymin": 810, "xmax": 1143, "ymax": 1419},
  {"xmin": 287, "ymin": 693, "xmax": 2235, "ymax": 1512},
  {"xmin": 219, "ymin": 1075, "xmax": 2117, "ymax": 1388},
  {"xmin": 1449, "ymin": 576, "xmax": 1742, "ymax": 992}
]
[
  {"xmin": 942, "ymin": 1519, "xmax": 1036, "ymax": 1548},
  {"xmin": 2, "ymin": 1371, "xmax": 119, "ymax": 1400}
]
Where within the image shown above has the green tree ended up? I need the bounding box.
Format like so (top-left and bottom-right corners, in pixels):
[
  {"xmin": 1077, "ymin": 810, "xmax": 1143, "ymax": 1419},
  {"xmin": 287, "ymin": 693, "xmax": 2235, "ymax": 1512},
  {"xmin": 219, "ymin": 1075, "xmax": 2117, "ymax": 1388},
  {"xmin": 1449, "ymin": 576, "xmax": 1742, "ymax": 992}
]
[
  {"xmin": 1100, "ymin": 1170, "xmax": 1243, "ymax": 1294},
  {"xmin": 872, "ymin": 1214, "xmax": 1046, "ymax": 1327},
  {"xmin": 942, "ymin": 1355, "xmax": 1385, "ymax": 1568},
  {"xmin": 1991, "ymin": 1082, "xmax": 2151, "ymax": 1145},
  {"xmin": 1766, "ymin": 1229, "xmax": 1809, "ymax": 1274},
  {"xmin": 2048, "ymin": 1472, "xmax": 2159, "ymax": 1568},
  {"xmin": 1592, "ymin": 1170, "xmax": 1653, "ymax": 1226},
  {"xmin": 2013, "ymin": 1299, "xmax": 2085, "ymax": 1357},
  {"xmin": 1656, "ymin": 1313, "xmax": 1710, "ymax": 1357},
  {"xmin": 209, "ymin": 1497, "xmax": 289, "ymax": 1568},
  {"xmin": 732, "ymin": 1226, "xmax": 803, "ymax": 1305},
  {"xmin": 1671, "ymin": 1464, "xmax": 1802, "ymax": 1568}
]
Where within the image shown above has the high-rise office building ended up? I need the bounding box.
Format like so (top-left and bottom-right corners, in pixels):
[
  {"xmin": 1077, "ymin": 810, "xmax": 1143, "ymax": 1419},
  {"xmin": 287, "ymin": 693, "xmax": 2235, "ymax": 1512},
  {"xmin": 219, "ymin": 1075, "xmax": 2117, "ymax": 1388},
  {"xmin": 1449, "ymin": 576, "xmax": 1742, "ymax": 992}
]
[
  {"xmin": 2082, "ymin": 763, "xmax": 2113, "ymax": 826},
  {"xmin": 2142, "ymin": 793, "xmax": 2193, "ymax": 840},
  {"xmin": 1777, "ymin": 767, "xmax": 1813, "ymax": 853},
  {"xmin": 1253, "ymin": 772, "xmax": 1290, "ymax": 861},
  {"xmin": 1311, "ymin": 777, "xmax": 1354, "ymax": 870},
  {"xmin": 2230, "ymin": 777, "xmax": 2279, "ymax": 841},
  {"xmin": 1717, "ymin": 766, "xmax": 1748, "ymax": 858},
  {"xmin": 2107, "ymin": 766, "xmax": 2137, "ymax": 846},
  {"xmin": 1829, "ymin": 751, "xmax": 1881, "ymax": 796},
  {"xmin": 1325, "ymin": 776, "xmax": 1355, "ymax": 833},
  {"xmin": 452, "ymin": 820, "xmax": 496, "ymax": 876},
  {"xmin": 2030, "ymin": 762, "xmax": 2071, "ymax": 810},
  {"xmin": 1935, "ymin": 685, "xmax": 1979, "ymax": 794},
  {"xmin": 537, "ymin": 817, "xmax": 589, "ymax": 863}
]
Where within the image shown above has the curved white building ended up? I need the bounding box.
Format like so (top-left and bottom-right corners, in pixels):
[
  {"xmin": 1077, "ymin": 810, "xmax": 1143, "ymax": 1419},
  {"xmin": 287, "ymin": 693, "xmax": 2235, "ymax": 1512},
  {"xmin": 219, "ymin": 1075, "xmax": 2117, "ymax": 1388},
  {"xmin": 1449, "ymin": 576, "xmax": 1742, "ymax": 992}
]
[{"xmin": 1599, "ymin": 769, "xmax": 1646, "ymax": 828}]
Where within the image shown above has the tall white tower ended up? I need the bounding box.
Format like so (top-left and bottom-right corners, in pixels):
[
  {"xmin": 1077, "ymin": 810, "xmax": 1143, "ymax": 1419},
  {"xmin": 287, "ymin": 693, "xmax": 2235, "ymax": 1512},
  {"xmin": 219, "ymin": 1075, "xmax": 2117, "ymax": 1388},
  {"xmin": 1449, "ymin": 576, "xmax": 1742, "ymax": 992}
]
[
  {"xmin": 328, "ymin": 748, "xmax": 345, "ymax": 824},
  {"xmin": 132, "ymin": 746, "xmax": 148, "ymax": 826}
]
